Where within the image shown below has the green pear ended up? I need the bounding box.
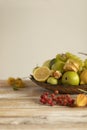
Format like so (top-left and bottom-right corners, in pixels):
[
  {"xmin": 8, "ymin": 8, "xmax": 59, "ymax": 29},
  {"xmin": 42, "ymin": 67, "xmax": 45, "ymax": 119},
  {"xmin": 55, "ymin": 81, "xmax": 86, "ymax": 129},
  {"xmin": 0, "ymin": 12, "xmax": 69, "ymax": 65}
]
[{"xmin": 62, "ymin": 71, "xmax": 79, "ymax": 85}]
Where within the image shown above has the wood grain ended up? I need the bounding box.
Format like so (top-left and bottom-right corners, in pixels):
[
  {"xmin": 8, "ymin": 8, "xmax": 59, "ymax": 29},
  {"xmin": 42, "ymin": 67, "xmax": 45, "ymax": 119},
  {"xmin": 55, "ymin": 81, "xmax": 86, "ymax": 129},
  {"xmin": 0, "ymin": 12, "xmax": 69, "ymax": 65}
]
[{"xmin": 0, "ymin": 80, "xmax": 87, "ymax": 130}]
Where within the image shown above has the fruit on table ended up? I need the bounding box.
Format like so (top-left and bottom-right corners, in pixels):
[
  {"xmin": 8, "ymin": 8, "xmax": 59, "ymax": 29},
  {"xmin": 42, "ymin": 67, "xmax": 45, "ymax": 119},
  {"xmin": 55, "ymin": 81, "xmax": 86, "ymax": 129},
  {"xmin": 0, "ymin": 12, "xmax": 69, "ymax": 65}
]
[
  {"xmin": 40, "ymin": 91, "xmax": 75, "ymax": 106},
  {"xmin": 75, "ymin": 94, "xmax": 87, "ymax": 107},
  {"xmin": 33, "ymin": 66, "xmax": 51, "ymax": 82},
  {"xmin": 7, "ymin": 77, "xmax": 25, "ymax": 90},
  {"xmin": 15, "ymin": 78, "xmax": 24, "ymax": 88},
  {"xmin": 62, "ymin": 71, "xmax": 80, "ymax": 85},
  {"xmin": 47, "ymin": 77, "xmax": 58, "ymax": 85},
  {"xmin": 80, "ymin": 69, "xmax": 87, "ymax": 84},
  {"xmin": 40, "ymin": 91, "xmax": 87, "ymax": 107},
  {"xmin": 8, "ymin": 77, "xmax": 15, "ymax": 85}
]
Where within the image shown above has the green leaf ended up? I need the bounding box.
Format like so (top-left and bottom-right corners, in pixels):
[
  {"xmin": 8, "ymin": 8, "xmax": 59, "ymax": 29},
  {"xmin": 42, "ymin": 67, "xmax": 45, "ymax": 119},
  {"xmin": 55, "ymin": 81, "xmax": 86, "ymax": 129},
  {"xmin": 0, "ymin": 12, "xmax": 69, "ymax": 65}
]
[{"xmin": 13, "ymin": 85, "xmax": 19, "ymax": 91}]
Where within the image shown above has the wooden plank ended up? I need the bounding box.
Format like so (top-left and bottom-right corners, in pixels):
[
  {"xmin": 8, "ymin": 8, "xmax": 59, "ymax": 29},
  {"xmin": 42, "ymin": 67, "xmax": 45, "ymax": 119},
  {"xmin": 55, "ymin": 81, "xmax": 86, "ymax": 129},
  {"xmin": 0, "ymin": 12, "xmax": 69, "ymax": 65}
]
[
  {"xmin": 0, "ymin": 107, "xmax": 87, "ymax": 122},
  {"xmin": 0, "ymin": 98, "xmax": 45, "ymax": 108},
  {"xmin": 0, "ymin": 111, "xmax": 87, "ymax": 125},
  {"xmin": 0, "ymin": 123, "xmax": 87, "ymax": 130},
  {"xmin": 0, "ymin": 98, "xmax": 70, "ymax": 109},
  {"xmin": 0, "ymin": 80, "xmax": 46, "ymax": 99},
  {"xmin": 0, "ymin": 80, "xmax": 87, "ymax": 130}
]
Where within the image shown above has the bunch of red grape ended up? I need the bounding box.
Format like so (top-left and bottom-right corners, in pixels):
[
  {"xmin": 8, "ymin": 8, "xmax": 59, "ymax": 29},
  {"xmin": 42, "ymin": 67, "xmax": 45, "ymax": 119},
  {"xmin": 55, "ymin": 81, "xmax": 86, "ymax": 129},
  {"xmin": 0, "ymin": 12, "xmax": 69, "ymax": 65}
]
[{"xmin": 40, "ymin": 91, "xmax": 75, "ymax": 107}]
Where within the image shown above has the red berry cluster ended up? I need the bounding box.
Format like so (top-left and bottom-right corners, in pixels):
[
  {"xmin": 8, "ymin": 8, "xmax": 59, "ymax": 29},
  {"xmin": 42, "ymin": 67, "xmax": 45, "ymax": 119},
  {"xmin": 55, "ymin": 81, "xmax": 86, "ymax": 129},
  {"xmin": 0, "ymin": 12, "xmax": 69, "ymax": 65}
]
[
  {"xmin": 40, "ymin": 91, "xmax": 75, "ymax": 107},
  {"xmin": 56, "ymin": 94, "xmax": 75, "ymax": 106}
]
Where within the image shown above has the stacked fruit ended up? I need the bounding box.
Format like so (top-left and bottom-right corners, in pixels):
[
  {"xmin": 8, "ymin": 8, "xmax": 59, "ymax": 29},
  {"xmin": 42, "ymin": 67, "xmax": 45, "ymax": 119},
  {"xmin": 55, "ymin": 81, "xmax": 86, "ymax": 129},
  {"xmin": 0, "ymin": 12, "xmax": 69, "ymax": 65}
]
[{"xmin": 33, "ymin": 52, "xmax": 87, "ymax": 85}]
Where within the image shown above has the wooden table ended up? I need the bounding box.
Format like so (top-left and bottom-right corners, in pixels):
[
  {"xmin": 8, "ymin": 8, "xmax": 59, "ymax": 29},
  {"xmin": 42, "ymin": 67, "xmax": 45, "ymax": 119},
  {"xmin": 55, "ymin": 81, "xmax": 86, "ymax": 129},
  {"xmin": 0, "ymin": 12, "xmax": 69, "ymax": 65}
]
[{"xmin": 0, "ymin": 80, "xmax": 87, "ymax": 130}]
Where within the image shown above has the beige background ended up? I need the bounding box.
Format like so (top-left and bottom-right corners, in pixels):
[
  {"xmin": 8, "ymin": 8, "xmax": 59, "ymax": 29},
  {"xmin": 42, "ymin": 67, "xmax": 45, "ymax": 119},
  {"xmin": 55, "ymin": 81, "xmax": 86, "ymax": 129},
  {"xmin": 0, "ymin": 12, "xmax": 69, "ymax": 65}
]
[{"xmin": 0, "ymin": 0, "xmax": 87, "ymax": 79}]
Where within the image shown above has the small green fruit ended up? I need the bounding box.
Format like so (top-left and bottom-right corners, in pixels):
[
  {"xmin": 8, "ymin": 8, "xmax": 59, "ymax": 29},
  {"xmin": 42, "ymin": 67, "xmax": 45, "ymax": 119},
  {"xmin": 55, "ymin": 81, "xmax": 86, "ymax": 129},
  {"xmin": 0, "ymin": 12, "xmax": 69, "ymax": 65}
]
[
  {"xmin": 62, "ymin": 71, "xmax": 79, "ymax": 85},
  {"xmin": 47, "ymin": 77, "xmax": 58, "ymax": 85}
]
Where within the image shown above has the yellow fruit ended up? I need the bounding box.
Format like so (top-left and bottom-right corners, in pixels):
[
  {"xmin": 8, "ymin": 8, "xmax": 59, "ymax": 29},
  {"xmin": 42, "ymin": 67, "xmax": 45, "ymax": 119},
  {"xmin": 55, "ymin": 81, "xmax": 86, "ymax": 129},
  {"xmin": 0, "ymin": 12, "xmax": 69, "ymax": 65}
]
[
  {"xmin": 53, "ymin": 71, "xmax": 62, "ymax": 79},
  {"xmin": 15, "ymin": 78, "xmax": 24, "ymax": 88},
  {"xmin": 75, "ymin": 94, "xmax": 87, "ymax": 107},
  {"xmin": 80, "ymin": 69, "xmax": 87, "ymax": 84},
  {"xmin": 7, "ymin": 77, "xmax": 15, "ymax": 85},
  {"xmin": 63, "ymin": 59, "xmax": 79, "ymax": 72},
  {"xmin": 33, "ymin": 66, "xmax": 39, "ymax": 73},
  {"xmin": 33, "ymin": 66, "xmax": 50, "ymax": 82}
]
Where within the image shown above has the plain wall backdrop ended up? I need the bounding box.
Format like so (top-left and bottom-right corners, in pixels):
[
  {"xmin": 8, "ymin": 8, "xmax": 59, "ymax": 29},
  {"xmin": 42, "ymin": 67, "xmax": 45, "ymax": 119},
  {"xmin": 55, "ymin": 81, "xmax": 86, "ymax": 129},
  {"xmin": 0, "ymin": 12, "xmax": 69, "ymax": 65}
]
[{"xmin": 0, "ymin": 0, "xmax": 87, "ymax": 79}]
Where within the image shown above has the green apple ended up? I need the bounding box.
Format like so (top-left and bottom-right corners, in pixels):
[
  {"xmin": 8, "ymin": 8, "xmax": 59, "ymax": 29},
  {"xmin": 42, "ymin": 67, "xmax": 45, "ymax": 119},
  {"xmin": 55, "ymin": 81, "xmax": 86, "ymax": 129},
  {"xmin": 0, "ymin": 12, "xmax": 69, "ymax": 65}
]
[
  {"xmin": 62, "ymin": 71, "xmax": 79, "ymax": 85},
  {"xmin": 47, "ymin": 77, "xmax": 58, "ymax": 85}
]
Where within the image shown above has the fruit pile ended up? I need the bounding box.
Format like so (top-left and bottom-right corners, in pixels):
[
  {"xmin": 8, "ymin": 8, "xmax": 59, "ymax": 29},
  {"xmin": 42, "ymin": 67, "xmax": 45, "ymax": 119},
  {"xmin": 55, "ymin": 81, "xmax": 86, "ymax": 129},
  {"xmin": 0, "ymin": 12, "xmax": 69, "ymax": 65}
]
[
  {"xmin": 40, "ymin": 91, "xmax": 87, "ymax": 107},
  {"xmin": 7, "ymin": 77, "xmax": 25, "ymax": 90},
  {"xmin": 40, "ymin": 91, "xmax": 74, "ymax": 106},
  {"xmin": 33, "ymin": 52, "xmax": 87, "ymax": 85}
]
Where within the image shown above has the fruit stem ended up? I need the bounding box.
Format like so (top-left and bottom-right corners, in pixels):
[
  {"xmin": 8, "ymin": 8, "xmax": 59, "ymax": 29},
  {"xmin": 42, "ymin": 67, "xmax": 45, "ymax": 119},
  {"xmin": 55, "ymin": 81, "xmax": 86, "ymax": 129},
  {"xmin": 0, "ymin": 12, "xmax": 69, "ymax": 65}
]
[
  {"xmin": 78, "ymin": 52, "xmax": 87, "ymax": 56},
  {"xmin": 78, "ymin": 89, "xmax": 87, "ymax": 94}
]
